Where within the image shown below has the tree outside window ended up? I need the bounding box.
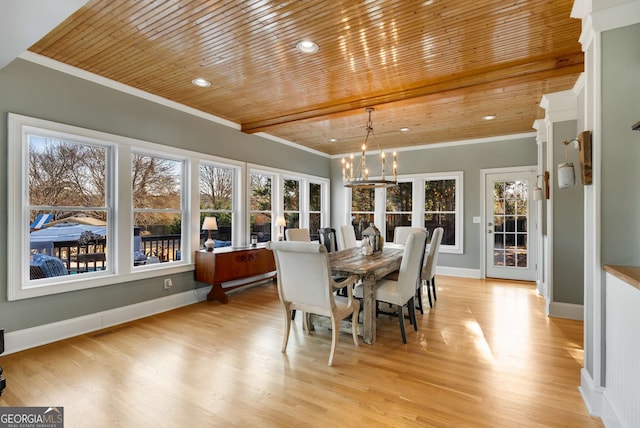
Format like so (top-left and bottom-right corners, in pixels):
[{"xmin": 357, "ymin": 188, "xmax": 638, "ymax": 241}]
[
  {"xmin": 199, "ymin": 164, "xmax": 234, "ymax": 246},
  {"xmin": 425, "ymin": 179, "xmax": 456, "ymax": 246},
  {"xmin": 385, "ymin": 181, "xmax": 412, "ymax": 242},
  {"xmin": 250, "ymin": 172, "xmax": 273, "ymax": 242},
  {"xmin": 351, "ymin": 187, "xmax": 375, "ymax": 240},
  {"xmin": 283, "ymin": 179, "xmax": 300, "ymax": 230},
  {"xmin": 309, "ymin": 182, "xmax": 322, "ymax": 238}
]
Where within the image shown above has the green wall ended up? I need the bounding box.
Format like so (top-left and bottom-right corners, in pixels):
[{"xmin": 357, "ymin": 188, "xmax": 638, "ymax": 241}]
[
  {"xmin": 330, "ymin": 138, "xmax": 538, "ymax": 270},
  {"xmin": 602, "ymin": 23, "xmax": 640, "ymax": 266},
  {"xmin": 0, "ymin": 58, "xmax": 329, "ymax": 332}
]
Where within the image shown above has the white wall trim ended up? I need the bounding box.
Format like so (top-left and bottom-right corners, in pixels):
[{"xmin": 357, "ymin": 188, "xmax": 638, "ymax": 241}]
[
  {"xmin": 602, "ymin": 392, "xmax": 625, "ymax": 428},
  {"xmin": 592, "ymin": 0, "xmax": 640, "ymax": 33},
  {"xmin": 580, "ymin": 368, "xmax": 604, "ymax": 417},
  {"xmin": 548, "ymin": 301, "xmax": 584, "ymax": 320},
  {"xmin": 3, "ymin": 287, "xmax": 211, "ymax": 355},
  {"xmin": 436, "ymin": 266, "xmax": 481, "ymax": 279}
]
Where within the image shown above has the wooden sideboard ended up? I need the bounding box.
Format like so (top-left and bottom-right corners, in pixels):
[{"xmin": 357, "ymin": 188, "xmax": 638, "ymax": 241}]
[{"xmin": 194, "ymin": 246, "xmax": 276, "ymax": 303}]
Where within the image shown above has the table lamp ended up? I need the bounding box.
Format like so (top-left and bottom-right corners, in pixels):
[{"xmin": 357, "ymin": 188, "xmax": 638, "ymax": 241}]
[
  {"xmin": 275, "ymin": 215, "xmax": 286, "ymax": 241},
  {"xmin": 202, "ymin": 216, "xmax": 218, "ymax": 251}
]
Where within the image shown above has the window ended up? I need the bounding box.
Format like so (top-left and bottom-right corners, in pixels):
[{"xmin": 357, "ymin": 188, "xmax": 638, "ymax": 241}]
[
  {"xmin": 308, "ymin": 182, "xmax": 322, "ymax": 237},
  {"xmin": 132, "ymin": 153, "xmax": 184, "ymax": 265},
  {"xmin": 28, "ymin": 135, "xmax": 111, "ymax": 277},
  {"xmin": 250, "ymin": 171, "xmax": 274, "ymax": 242},
  {"xmin": 283, "ymin": 178, "xmax": 300, "ymax": 229},
  {"xmin": 199, "ymin": 163, "xmax": 235, "ymax": 247},
  {"xmin": 8, "ymin": 113, "xmax": 194, "ymax": 301},
  {"xmin": 424, "ymin": 173, "xmax": 462, "ymax": 253},
  {"xmin": 385, "ymin": 181, "xmax": 412, "ymax": 242},
  {"xmin": 351, "ymin": 187, "xmax": 375, "ymax": 240}
]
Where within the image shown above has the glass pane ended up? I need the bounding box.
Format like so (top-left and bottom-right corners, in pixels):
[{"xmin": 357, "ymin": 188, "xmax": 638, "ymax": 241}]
[
  {"xmin": 505, "ymin": 216, "xmax": 516, "ymax": 232},
  {"xmin": 199, "ymin": 165, "xmax": 233, "ymax": 211},
  {"xmin": 352, "ymin": 188, "xmax": 375, "ymax": 211},
  {"xmin": 30, "ymin": 209, "xmax": 108, "ymax": 277},
  {"xmin": 425, "ymin": 179, "xmax": 455, "ymax": 211},
  {"xmin": 505, "ymin": 233, "xmax": 516, "ymax": 248},
  {"xmin": 505, "ymin": 199, "xmax": 516, "ymax": 215},
  {"xmin": 198, "ymin": 213, "xmax": 232, "ymax": 244},
  {"xmin": 250, "ymin": 173, "xmax": 272, "ymax": 211},
  {"xmin": 29, "ymin": 136, "xmax": 107, "ymax": 207},
  {"xmin": 386, "ymin": 182, "xmax": 412, "ymax": 212},
  {"xmin": 517, "ymin": 234, "xmax": 527, "ymax": 249},
  {"xmin": 493, "ymin": 250, "xmax": 505, "ymax": 266},
  {"xmin": 250, "ymin": 212, "xmax": 272, "ymax": 242},
  {"xmin": 309, "ymin": 213, "xmax": 321, "ymax": 236},
  {"xmin": 385, "ymin": 213, "xmax": 411, "ymax": 242},
  {"xmin": 494, "ymin": 233, "xmax": 504, "ymax": 249},
  {"xmin": 133, "ymin": 212, "xmax": 182, "ymax": 263},
  {"xmin": 517, "ymin": 216, "xmax": 527, "ymax": 233},
  {"xmin": 517, "ymin": 252, "xmax": 528, "ymax": 267},
  {"xmin": 504, "ymin": 249, "xmax": 516, "ymax": 267},
  {"xmin": 284, "ymin": 213, "xmax": 300, "ymax": 228},
  {"xmin": 494, "ymin": 199, "xmax": 505, "ymax": 215},
  {"xmin": 284, "ymin": 179, "xmax": 300, "ymax": 211},
  {"xmin": 494, "ymin": 216, "xmax": 504, "ymax": 232},
  {"xmin": 309, "ymin": 183, "xmax": 321, "ymax": 211},
  {"xmin": 494, "ymin": 182, "xmax": 505, "ymax": 199},
  {"xmin": 132, "ymin": 155, "xmax": 182, "ymax": 210},
  {"xmin": 424, "ymin": 212, "xmax": 456, "ymax": 246}
]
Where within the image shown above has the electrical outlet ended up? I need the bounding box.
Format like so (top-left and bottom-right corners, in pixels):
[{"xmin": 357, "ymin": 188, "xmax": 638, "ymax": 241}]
[{"xmin": 163, "ymin": 278, "xmax": 173, "ymax": 289}]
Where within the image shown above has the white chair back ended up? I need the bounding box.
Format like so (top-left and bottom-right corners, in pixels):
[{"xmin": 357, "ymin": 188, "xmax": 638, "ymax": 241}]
[
  {"xmin": 339, "ymin": 225, "xmax": 358, "ymax": 250},
  {"xmin": 393, "ymin": 226, "xmax": 427, "ymax": 244},
  {"xmin": 423, "ymin": 227, "xmax": 444, "ymax": 281},
  {"xmin": 396, "ymin": 230, "xmax": 428, "ymax": 302},
  {"xmin": 269, "ymin": 241, "xmax": 333, "ymax": 310},
  {"xmin": 285, "ymin": 228, "xmax": 311, "ymax": 242}
]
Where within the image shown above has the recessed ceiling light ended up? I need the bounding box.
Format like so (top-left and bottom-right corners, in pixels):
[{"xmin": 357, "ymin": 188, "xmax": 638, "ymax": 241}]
[
  {"xmin": 483, "ymin": 115, "xmax": 497, "ymax": 120},
  {"xmin": 296, "ymin": 40, "xmax": 318, "ymax": 54},
  {"xmin": 329, "ymin": 138, "xmax": 337, "ymax": 142},
  {"xmin": 192, "ymin": 78, "xmax": 211, "ymax": 88},
  {"xmin": 399, "ymin": 127, "xmax": 411, "ymax": 132}
]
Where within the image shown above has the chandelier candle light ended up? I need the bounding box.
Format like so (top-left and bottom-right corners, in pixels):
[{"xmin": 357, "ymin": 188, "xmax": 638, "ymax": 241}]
[{"xmin": 342, "ymin": 108, "xmax": 398, "ymax": 188}]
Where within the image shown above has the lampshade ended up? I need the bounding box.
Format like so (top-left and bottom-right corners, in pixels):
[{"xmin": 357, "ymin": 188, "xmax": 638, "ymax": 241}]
[
  {"xmin": 202, "ymin": 216, "xmax": 218, "ymax": 231},
  {"xmin": 275, "ymin": 215, "xmax": 286, "ymax": 227}
]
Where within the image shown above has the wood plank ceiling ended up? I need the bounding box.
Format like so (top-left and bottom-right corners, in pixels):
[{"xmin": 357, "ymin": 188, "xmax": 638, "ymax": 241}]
[{"xmin": 28, "ymin": 0, "xmax": 583, "ymax": 156}]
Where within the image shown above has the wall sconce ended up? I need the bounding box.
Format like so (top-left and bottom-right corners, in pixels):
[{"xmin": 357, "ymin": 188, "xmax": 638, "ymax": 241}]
[
  {"xmin": 558, "ymin": 130, "xmax": 592, "ymax": 189},
  {"xmin": 275, "ymin": 215, "xmax": 286, "ymax": 241},
  {"xmin": 558, "ymin": 139, "xmax": 578, "ymax": 189},
  {"xmin": 202, "ymin": 216, "xmax": 218, "ymax": 251},
  {"xmin": 533, "ymin": 171, "xmax": 550, "ymax": 201}
]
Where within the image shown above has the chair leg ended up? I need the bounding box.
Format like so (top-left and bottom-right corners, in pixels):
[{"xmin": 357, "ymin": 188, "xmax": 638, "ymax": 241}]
[
  {"xmin": 282, "ymin": 307, "xmax": 292, "ymax": 353},
  {"xmin": 432, "ymin": 276, "xmax": 437, "ymax": 301},
  {"xmin": 427, "ymin": 279, "xmax": 433, "ymax": 308},
  {"xmin": 398, "ymin": 305, "xmax": 407, "ymax": 343},
  {"xmin": 351, "ymin": 301, "xmax": 360, "ymax": 346},
  {"xmin": 291, "ymin": 309, "xmax": 296, "ymax": 320},
  {"xmin": 416, "ymin": 282, "xmax": 424, "ymax": 314},
  {"xmin": 408, "ymin": 298, "xmax": 418, "ymax": 331},
  {"xmin": 329, "ymin": 315, "xmax": 340, "ymax": 366}
]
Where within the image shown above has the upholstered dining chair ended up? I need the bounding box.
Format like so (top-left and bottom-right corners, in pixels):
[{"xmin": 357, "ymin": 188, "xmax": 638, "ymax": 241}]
[
  {"xmin": 393, "ymin": 226, "xmax": 428, "ymax": 245},
  {"xmin": 267, "ymin": 241, "xmax": 360, "ymax": 366},
  {"xmin": 418, "ymin": 227, "xmax": 444, "ymax": 312},
  {"xmin": 318, "ymin": 227, "xmax": 338, "ymax": 252},
  {"xmin": 338, "ymin": 225, "xmax": 358, "ymax": 250},
  {"xmin": 285, "ymin": 228, "xmax": 311, "ymax": 242},
  {"xmin": 356, "ymin": 230, "xmax": 427, "ymax": 343}
]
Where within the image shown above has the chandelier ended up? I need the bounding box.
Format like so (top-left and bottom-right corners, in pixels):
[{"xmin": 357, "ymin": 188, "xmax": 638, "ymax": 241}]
[{"xmin": 342, "ymin": 108, "xmax": 398, "ymax": 189}]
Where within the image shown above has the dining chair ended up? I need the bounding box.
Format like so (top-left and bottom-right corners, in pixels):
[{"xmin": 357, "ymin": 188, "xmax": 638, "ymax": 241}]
[
  {"xmin": 356, "ymin": 230, "xmax": 427, "ymax": 343},
  {"xmin": 285, "ymin": 228, "xmax": 311, "ymax": 242},
  {"xmin": 338, "ymin": 225, "xmax": 358, "ymax": 250},
  {"xmin": 267, "ymin": 241, "xmax": 360, "ymax": 366},
  {"xmin": 418, "ymin": 227, "xmax": 444, "ymax": 312},
  {"xmin": 318, "ymin": 227, "xmax": 338, "ymax": 252},
  {"xmin": 393, "ymin": 226, "xmax": 428, "ymax": 244}
]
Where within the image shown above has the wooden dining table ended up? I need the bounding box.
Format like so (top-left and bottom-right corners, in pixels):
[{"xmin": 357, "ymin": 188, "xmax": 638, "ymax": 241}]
[{"xmin": 328, "ymin": 245, "xmax": 404, "ymax": 344}]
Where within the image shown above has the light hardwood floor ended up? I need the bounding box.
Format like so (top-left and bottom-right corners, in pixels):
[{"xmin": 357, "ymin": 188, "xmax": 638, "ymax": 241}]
[{"xmin": 0, "ymin": 276, "xmax": 602, "ymax": 427}]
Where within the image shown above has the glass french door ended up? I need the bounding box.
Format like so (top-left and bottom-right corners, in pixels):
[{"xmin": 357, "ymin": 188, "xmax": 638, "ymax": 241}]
[{"xmin": 485, "ymin": 171, "xmax": 537, "ymax": 281}]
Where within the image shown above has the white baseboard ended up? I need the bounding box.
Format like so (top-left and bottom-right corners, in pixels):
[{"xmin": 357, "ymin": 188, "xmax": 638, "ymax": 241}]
[
  {"xmin": 436, "ymin": 266, "xmax": 481, "ymax": 279},
  {"xmin": 579, "ymin": 368, "xmax": 603, "ymax": 417},
  {"xmin": 601, "ymin": 392, "xmax": 624, "ymax": 428},
  {"xmin": 4, "ymin": 287, "xmax": 210, "ymax": 355},
  {"xmin": 548, "ymin": 301, "xmax": 584, "ymax": 320}
]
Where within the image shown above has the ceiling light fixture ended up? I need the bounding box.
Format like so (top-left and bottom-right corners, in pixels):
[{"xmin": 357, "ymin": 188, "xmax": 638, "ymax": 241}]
[
  {"xmin": 329, "ymin": 138, "xmax": 337, "ymax": 142},
  {"xmin": 342, "ymin": 108, "xmax": 398, "ymax": 189},
  {"xmin": 399, "ymin": 127, "xmax": 411, "ymax": 132},
  {"xmin": 192, "ymin": 78, "xmax": 211, "ymax": 88},
  {"xmin": 483, "ymin": 114, "xmax": 497, "ymax": 120},
  {"xmin": 296, "ymin": 40, "xmax": 318, "ymax": 54}
]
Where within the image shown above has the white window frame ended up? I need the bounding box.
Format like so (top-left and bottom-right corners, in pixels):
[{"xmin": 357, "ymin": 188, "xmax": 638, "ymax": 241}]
[
  {"xmin": 343, "ymin": 171, "xmax": 463, "ymax": 254},
  {"xmin": 198, "ymin": 159, "xmax": 243, "ymax": 246},
  {"xmin": 247, "ymin": 164, "xmax": 329, "ymax": 242},
  {"xmin": 7, "ymin": 113, "xmax": 199, "ymax": 301}
]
